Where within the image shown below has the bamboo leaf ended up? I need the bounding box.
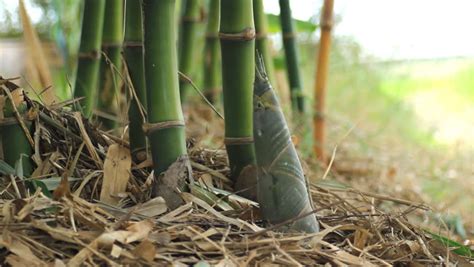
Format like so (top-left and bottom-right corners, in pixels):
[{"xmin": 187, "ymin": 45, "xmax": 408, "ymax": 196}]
[
  {"xmin": 0, "ymin": 160, "xmax": 15, "ymax": 175},
  {"xmin": 189, "ymin": 184, "xmax": 234, "ymax": 211},
  {"xmin": 266, "ymin": 14, "xmax": 318, "ymax": 34},
  {"xmin": 37, "ymin": 176, "xmax": 82, "ymax": 191},
  {"xmin": 427, "ymin": 231, "xmax": 474, "ymax": 258}
]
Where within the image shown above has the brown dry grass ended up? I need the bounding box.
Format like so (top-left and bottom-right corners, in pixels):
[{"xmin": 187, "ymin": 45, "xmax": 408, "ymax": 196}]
[{"xmin": 0, "ymin": 78, "xmax": 472, "ymax": 265}]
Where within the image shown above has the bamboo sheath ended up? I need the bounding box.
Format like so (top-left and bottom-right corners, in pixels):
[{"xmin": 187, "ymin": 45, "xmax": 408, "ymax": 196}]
[{"xmin": 253, "ymin": 59, "xmax": 319, "ymax": 233}]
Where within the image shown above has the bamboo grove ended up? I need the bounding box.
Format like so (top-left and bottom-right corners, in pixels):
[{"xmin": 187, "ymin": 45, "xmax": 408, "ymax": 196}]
[{"xmin": 0, "ymin": 0, "xmax": 336, "ymax": 234}]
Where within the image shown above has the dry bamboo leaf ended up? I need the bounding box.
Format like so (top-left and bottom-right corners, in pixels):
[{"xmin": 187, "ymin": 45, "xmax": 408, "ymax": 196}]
[
  {"xmin": 54, "ymin": 259, "xmax": 67, "ymax": 267},
  {"xmin": 354, "ymin": 229, "xmax": 370, "ymax": 249},
  {"xmin": 18, "ymin": 0, "xmax": 56, "ymax": 104},
  {"xmin": 0, "ymin": 232, "xmax": 45, "ymax": 265},
  {"xmin": 321, "ymin": 241, "xmax": 376, "ymax": 267},
  {"xmin": 157, "ymin": 202, "xmax": 193, "ymax": 223},
  {"xmin": 126, "ymin": 197, "xmax": 167, "ymax": 217},
  {"xmin": 132, "ymin": 239, "xmax": 156, "ymax": 263},
  {"xmin": 98, "ymin": 219, "xmax": 154, "ymax": 246},
  {"xmin": 100, "ymin": 144, "xmax": 131, "ymax": 205},
  {"xmin": 192, "ymin": 228, "xmax": 220, "ymax": 241},
  {"xmin": 215, "ymin": 258, "xmax": 237, "ymax": 267},
  {"xmin": 52, "ymin": 174, "xmax": 71, "ymax": 200},
  {"xmin": 67, "ymin": 238, "xmax": 100, "ymax": 267},
  {"xmin": 181, "ymin": 192, "xmax": 262, "ymax": 232},
  {"xmin": 73, "ymin": 112, "xmax": 102, "ymax": 167},
  {"xmin": 10, "ymin": 88, "xmax": 24, "ymax": 107},
  {"xmin": 110, "ymin": 244, "xmax": 122, "ymax": 258},
  {"xmin": 148, "ymin": 232, "xmax": 171, "ymax": 245}
]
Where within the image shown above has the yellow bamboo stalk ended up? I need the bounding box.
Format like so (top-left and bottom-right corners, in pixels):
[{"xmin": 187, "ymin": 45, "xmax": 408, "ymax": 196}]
[
  {"xmin": 313, "ymin": 0, "xmax": 334, "ymax": 162},
  {"xmin": 18, "ymin": 0, "xmax": 56, "ymax": 105}
]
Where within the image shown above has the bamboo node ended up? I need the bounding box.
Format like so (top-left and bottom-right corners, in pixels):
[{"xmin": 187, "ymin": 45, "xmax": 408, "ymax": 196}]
[
  {"xmin": 143, "ymin": 120, "xmax": 185, "ymax": 135},
  {"xmin": 205, "ymin": 33, "xmax": 219, "ymax": 39},
  {"xmin": 0, "ymin": 115, "xmax": 32, "ymax": 127},
  {"xmin": 78, "ymin": 50, "xmax": 101, "ymax": 60},
  {"xmin": 255, "ymin": 32, "xmax": 268, "ymax": 40},
  {"xmin": 219, "ymin": 28, "xmax": 256, "ymax": 41},
  {"xmin": 101, "ymin": 42, "xmax": 122, "ymax": 49},
  {"xmin": 320, "ymin": 20, "xmax": 333, "ymax": 31},
  {"xmin": 123, "ymin": 41, "xmax": 143, "ymax": 48},
  {"xmin": 182, "ymin": 16, "xmax": 202, "ymax": 23},
  {"xmin": 314, "ymin": 112, "xmax": 325, "ymax": 120},
  {"xmin": 224, "ymin": 137, "xmax": 254, "ymax": 145},
  {"xmin": 283, "ymin": 32, "xmax": 296, "ymax": 40}
]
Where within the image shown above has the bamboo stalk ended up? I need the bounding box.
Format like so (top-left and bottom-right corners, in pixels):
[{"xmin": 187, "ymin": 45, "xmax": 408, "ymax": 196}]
[
  {"xmin": 253, "ymin": 0, "xmax": 276, "ymax": 86},
  {"xmin": 178, "ymin": 0, "xmax": 202, "ymax": 101},
  {"xmin": 124, "ymin": 0, "xmax": 147, "ymax": 162},
  {"xmin": 219, "ymin": 0, "xmax": 257, "ymax": 197},
  {"xmin": 0, "ymin": 80, "xmax": 33, "ymax": 176},
  {"xmin": 143, "ymin": 0, "xmax": 189, "ymax": 206},
  {"xmin": 203, "ymin": 0, "xmax": 220, "ymax": 103},
  {"xmin": 253, "ymin": 58, "xmax": 319, "ymax": 233},
  {"xmin": 18, "ymin": 0, "xmax": 56, "ymax": 105},
  {"xmin": 97, "ymin": 0, "xmax": 124, "ymax": 129},
  {"xmin": 73, "ymin": 0, "xmax": 106, "ymax": 117},
  {"xmin": 279, "ymin": 0, "xmax": 305, "ymax": 112},
  {"xmin": 313, "ymin": 0, "xmax": 334, "ymax": 162}
]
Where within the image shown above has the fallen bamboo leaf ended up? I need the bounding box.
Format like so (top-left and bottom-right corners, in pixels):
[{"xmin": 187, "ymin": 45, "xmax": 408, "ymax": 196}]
[
  {"xmin": 126, "ymin": 196, "xmax": 167, "ymax": 217},
  {"xmin": 0, "ymin": 232, "xmax": 45, "ymax": 265},
  {"xmin": 132, "ymin": 239, "xmax": 156, "ymax": 262},
  {"xmin": 100, "ymin": 144, "xmax": 131, "ymax": 205}
]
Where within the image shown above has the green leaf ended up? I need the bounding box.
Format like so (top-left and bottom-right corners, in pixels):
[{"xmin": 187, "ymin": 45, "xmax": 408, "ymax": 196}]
[
  {"xmin": 38, "ymin": 176, "xmax": 82, "ymax": 191},
  {"xmin": 31, "ymin": 180, "xmax": 53, "ymax": 198},
  {"xmin": 0, "ymin": 160, "xmax": 15, "ymax": 175},
  {"xmin": 267, "ymin": 14, "xmax": 318, "ymax": 34},
  {"xmin": 14, "ymin": 157, "xmax": 24, "ymax": 179},
  {"xmin": 189, "ymin": 184, "xmax": 234, "ymax": 211},
  {"xmin": 427, "ymin": 231, "xmax": 474, "ymax": 258},
  {"xmin": 273, "ymin": 55, "xmax": 286, "ymax": 70}
]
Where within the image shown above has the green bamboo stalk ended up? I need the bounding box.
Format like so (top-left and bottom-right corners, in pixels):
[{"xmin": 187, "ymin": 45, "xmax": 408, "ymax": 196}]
[
  {"xmin": 203, "ymin": 0, "xmax": 220, "ymax": 103},
  {"xmin": 253, "ymin": 58, "xmax": 319, "ymax": 233},
  {"xmin": 143, "ymin": 0, "xmax": 189, "ymax": 206},
  {"xmin": 73, "ymin": 0, "xmax": 106, "ymax": 117},
  {"xmin": 178, "ymin": 0, "xmax": 202, "ymax": 101},
  {"xmin": 279, "ymin": 0, "xmax": 305, "ymax": 112},
  {"xmin": 124, "ymin": 0, "xmax": 147, "ymax": 162},
  {"xmin": 0, "ymin": 80, "xmax": 33, "ymax": 177},
  {"xmin": 253, "ymin": 0, "xmax": 276, "ymax": 86},
  {"xmin": 219, "ymin": 0, "xmax": 257, "ymax": 197},
  {"xmin": 97, "ymin": 0, "xmax": 123, "ymax": 129}
]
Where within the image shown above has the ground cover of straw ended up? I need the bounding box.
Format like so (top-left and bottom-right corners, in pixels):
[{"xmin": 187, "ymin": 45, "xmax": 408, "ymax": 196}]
[{"xmin": 0, "ymin": 97, "xmax": 472, "ymax": 266}]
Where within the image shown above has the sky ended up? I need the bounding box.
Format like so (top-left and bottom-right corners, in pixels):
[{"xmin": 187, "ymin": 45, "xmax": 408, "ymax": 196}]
[
  {"xmin": 265, "ymin": 0, "xmax": 474, "ymax": 60},
  {"xmin": 2, "ymin": 0, "xmax": 474, "ymax": 60}
]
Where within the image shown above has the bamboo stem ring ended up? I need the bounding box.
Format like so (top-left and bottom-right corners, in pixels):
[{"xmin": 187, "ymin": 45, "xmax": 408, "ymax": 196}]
[
  {"xmin": 0, "ymin": 116, "xmax": 31, "ymax": 127},
  {"xmin": 123, "ymin": 41, "xmax": 142, "ymax": 48},
  {"xmin": 282, "ymin": 32, "xmax": 296, "ymax": 40},
  {"xmin": 143, "ymin": 120, "xmax": 185, "ymax": 135},
  {"xmin": 77, "ymin": 50, "xmax": 101, "ymax": 60},
  {"xmin": 219, "ymin": 28, "xmax": 256, "ymax": 41},
  {"xmin": 224, "ymin": 137, "xmax": 254, "ymax": 145}
]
